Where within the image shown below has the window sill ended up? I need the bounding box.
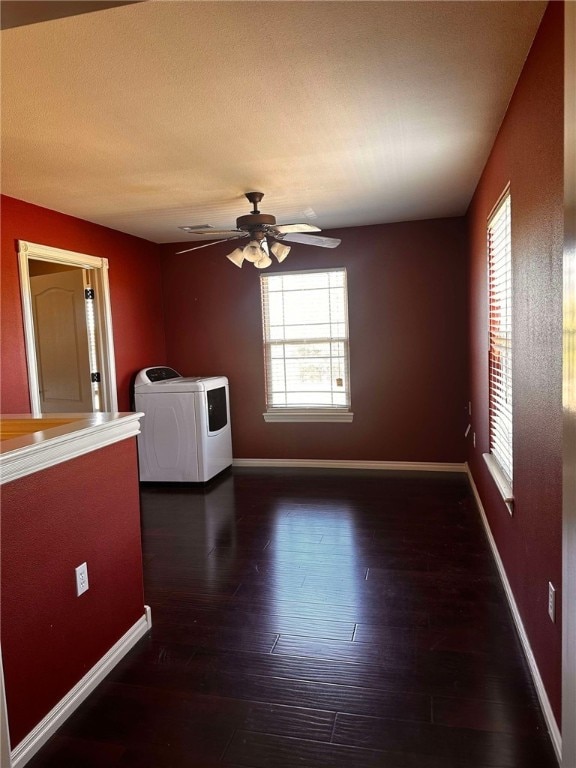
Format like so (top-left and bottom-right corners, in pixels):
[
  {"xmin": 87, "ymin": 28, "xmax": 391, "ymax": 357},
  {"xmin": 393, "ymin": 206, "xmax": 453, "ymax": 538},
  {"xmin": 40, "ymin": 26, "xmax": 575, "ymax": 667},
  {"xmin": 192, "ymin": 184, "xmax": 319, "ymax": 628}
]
[
  {"xmin": 483, "ymin": 452, "xmax": 514, "ymax": 514},
  {"xmin": 263, "ymin": 410, "xmax": 354, "ymax": 423}
]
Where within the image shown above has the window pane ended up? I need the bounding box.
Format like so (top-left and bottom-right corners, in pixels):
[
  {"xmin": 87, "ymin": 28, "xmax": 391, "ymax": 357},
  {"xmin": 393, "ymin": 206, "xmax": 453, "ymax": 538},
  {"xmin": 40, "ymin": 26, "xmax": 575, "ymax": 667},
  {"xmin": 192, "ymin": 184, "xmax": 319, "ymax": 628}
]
[
  {"xmin": 281, "ymin": 342, "xmax": 333, "ymax": 359},
  {"xmin": 283, "ymin": 289, "xmax": 330, "ymax": 324},
  {"xmin": 268, "ymin": 292, "xmax": 284, "ymax": 324},
  {"xmin": 282, "ymin": 324, "xmax": 332, "ymax": 341},
  {"xmin": 261, "ymin": 269, "xmax": 351, "ymax": 410},
  {"xmin": 487, "ymin": 191, "xmax": 513, "ymax": 483}
]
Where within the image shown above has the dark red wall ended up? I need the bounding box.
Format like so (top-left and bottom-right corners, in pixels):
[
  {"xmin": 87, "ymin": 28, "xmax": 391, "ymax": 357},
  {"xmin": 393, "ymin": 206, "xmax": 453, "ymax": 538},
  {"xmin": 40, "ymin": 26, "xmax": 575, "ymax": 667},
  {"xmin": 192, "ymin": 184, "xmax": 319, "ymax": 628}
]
[
  {"xmin": 160, "ymin": 217, "xmax": 468, "ymax": 463},
  {"xmin": 1, "ymin": 439, "xmax": 145, "ymax": 746},
  {"xmin": 0, "ymin": 195, "xmax": 167, "ymax": 413},
  {"xmin": 467, "ymin": 1, "xmax": 563, "ymax": 721}
]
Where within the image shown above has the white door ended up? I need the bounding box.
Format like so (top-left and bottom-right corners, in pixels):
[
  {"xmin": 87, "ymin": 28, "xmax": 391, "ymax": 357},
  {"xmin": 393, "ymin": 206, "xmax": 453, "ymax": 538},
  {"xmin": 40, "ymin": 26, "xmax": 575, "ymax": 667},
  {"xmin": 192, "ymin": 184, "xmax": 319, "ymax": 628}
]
[{"xmin": 30, "ymin": 269, "xmax": 94, "ymax": 413}]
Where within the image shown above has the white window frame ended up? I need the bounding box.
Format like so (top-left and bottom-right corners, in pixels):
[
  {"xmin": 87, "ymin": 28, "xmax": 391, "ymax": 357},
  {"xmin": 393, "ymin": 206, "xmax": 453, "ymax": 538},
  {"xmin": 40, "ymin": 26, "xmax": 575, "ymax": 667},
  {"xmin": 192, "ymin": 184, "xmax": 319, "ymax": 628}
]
[
  {"xmin": 483, "ymin": 188, "xmax": 514, "ymax": 509},
  {"xmin": 260, "ymin": 268, "xmax": 353, "ymax": 423}
]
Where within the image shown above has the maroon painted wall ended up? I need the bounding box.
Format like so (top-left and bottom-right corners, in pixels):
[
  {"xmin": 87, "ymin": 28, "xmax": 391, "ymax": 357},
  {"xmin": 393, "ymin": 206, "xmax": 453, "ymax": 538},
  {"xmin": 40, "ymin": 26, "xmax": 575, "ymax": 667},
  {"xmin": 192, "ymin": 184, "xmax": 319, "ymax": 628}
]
[
  {"xmin": 467, "ymin": 1, "xmax": 563, "ymax": 721},
  {"xmin": 160, "ymin": 217, "xmax": 468, "ymax": 463},
  {"xmin": 0, "ymin": 195, "xmax": 167, "ymax": 413},
  {"xmin": 1, "ymin": 439, "xmax": 145, "ymax": 746}
]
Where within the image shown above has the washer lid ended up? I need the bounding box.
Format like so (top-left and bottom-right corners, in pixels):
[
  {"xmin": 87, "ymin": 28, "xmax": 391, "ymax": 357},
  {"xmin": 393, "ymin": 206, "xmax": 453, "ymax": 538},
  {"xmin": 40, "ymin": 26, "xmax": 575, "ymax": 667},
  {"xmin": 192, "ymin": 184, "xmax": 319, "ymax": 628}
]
[{"xmin": 135, "ymin": 375, "xmax": 228, "ymax": 393}]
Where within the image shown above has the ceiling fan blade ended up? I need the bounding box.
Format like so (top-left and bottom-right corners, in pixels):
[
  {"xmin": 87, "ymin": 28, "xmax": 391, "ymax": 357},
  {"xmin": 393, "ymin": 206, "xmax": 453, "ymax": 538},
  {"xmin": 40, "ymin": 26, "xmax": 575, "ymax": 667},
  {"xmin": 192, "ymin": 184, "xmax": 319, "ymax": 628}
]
[
  {"xmin": 275, "ymin": 223, "xmax": 321, "ymax": 234},
  {"xmin": 175, "ymin": 235, "xmax": 247, "ymax": 254},
  {"xmin": 281, "ymin": 233, "xmax": 341, "ymax": 248},
  {"xmin": 185, "ymin": 229, "xmax": 242, "ymax": 236}
]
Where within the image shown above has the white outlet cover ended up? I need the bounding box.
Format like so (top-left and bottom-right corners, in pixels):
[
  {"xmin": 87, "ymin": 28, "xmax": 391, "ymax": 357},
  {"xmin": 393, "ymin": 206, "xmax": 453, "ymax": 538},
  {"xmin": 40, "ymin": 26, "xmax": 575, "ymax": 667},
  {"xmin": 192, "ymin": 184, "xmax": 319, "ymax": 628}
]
[{"xmin": 75, "ymin": 562, "xmax": 89, "ymax": 596}]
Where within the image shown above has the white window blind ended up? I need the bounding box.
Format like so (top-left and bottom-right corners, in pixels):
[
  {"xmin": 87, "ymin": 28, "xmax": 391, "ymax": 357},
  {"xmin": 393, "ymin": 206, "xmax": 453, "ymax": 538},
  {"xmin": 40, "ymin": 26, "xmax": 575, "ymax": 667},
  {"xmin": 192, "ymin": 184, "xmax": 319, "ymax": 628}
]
[
  {"xmin": 261, "ymin": 269, "xmax": 351, "ymax": 411},
  {"xmin": 487, "ymin": 191, "xmax": 513, "ymax": 484}
]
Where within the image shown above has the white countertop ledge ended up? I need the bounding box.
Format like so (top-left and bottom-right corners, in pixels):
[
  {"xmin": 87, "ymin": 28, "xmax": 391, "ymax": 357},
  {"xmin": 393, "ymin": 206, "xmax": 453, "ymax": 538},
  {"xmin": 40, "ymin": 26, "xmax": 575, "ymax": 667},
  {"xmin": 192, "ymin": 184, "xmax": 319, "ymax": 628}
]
[{"xmin": 0, "ymin": 412, "xmax": 143, "ymax": 485}]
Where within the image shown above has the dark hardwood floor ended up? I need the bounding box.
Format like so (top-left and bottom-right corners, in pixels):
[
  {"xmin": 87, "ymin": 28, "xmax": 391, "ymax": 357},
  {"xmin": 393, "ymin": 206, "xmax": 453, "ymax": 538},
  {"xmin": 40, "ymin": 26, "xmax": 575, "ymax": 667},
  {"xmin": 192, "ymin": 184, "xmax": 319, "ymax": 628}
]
[{"xmin": 27, "ymin": 468, "xmax": 558, "ymax": 767}]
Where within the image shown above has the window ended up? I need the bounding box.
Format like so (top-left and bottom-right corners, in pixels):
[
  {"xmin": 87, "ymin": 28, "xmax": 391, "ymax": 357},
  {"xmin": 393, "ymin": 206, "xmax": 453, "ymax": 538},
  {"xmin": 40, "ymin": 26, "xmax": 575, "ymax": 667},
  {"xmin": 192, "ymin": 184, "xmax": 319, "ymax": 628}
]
[
  {"xmin": 484, "ymin": 189, "xmax": 513, "ymax": 504},
  {"xmin": 260, "ymin": 268, "xmax": 352, "ymax": 422}
]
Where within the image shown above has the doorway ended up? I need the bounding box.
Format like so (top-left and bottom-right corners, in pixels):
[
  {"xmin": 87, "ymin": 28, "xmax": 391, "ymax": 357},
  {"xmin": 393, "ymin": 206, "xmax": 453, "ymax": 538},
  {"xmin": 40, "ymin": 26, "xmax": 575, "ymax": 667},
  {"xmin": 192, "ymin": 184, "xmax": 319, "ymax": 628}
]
[{"xmin": 18, "ymin": 240, "xmax": 118, "ymax": 416}]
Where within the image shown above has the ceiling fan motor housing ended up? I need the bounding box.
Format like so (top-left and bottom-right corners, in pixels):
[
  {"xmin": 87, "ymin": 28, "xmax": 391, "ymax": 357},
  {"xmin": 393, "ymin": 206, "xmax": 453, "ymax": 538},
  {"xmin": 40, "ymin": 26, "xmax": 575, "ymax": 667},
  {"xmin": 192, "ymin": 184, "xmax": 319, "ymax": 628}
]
[{"xmin": 236, "ymin": 213, "xmax": 277, "ymax": 232}]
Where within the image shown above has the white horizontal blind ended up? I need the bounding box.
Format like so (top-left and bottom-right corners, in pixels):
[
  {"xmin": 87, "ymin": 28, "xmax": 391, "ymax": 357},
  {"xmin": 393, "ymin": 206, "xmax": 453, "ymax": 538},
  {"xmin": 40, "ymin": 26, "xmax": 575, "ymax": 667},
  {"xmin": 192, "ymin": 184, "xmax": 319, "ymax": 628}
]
[
  {"xmin": 488, "ymin": 191, "xmax": 513, "ymax": 484},
  {"xmin": 261, "ymin": 269, "xmax": 350, "ymax": 409}
]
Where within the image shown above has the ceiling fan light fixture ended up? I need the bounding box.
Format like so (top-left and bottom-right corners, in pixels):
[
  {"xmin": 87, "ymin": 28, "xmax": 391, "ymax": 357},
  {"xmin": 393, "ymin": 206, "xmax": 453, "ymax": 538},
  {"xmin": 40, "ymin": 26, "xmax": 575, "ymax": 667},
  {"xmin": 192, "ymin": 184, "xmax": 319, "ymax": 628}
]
[
  {"xmin": 270, "ymin": 242, "xmax": 291, "ymax": 263},
  {"xmin": 243, "ymin": 240, "xmax": 265, "ymax": 263},
  {"xmin": 226, "ymin": 247, "xmax": 245, "ymax": 268},
  {"xmin": 254, "ymin": 253, "xmax": 273, "ymax": 269}
]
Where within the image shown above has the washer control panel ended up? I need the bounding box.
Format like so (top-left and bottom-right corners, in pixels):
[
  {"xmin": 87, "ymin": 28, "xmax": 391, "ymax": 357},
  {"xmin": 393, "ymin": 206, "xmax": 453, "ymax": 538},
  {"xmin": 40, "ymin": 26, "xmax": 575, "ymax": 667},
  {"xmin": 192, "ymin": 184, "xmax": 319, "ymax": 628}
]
[{"xmin": 142, "ymin": 367, "xmax": 181, "ymax": 382}]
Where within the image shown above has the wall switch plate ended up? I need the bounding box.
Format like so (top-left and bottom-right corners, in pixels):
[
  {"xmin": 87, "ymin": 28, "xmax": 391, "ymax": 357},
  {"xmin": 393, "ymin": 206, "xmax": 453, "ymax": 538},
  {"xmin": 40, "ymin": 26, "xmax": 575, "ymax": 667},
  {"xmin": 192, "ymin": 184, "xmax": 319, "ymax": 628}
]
[
  {"xmin": 75, "ymin": 562, "xmax": 89, "ymax": 596},
  {"xmin": 548, "ymin": 581, "xmax": 556, "ymax": 622}
]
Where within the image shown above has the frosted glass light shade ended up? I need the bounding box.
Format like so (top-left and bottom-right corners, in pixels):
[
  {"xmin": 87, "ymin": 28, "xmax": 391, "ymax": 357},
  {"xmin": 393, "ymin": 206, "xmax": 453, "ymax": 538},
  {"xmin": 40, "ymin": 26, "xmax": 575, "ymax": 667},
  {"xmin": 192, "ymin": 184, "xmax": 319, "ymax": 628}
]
[
  {"xmin": 270, "ymin": 242, "xmax": 291, "ymax": 262},
  {"xmin": 254, "ymin": 254, "xmax": 273, "ymax": 269},
  {"xmin": 226, "ymin": 248, "xmax": 245, "ymax": 268},
  {"xmin": 243, "ymin": 241, "xmax": 264, "ymax": 263}
]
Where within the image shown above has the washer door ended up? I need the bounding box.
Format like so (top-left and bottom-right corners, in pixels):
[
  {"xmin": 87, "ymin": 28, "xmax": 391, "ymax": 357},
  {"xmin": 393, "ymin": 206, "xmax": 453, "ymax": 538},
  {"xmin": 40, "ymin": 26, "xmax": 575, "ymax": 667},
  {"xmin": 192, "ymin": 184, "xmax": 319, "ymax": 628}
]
[{"xmin": 207, "ymin": 386, "xmax": 228, "ymax": 433}]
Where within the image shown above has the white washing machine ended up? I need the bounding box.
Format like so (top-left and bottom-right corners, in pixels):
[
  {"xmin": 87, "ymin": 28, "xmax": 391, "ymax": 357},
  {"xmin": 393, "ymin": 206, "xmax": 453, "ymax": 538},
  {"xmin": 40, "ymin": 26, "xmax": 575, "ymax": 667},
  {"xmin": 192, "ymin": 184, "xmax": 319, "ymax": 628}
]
[{"xmin": 134, "ymin": 367, "xmax": 232, "ymax": 482}]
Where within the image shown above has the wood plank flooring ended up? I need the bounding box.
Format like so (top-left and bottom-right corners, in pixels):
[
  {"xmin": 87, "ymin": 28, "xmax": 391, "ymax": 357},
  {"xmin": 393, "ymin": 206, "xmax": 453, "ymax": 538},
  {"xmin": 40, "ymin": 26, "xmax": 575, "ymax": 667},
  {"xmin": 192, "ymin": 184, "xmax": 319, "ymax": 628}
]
[{"xmin": 26, "ymin": 468, "xmax": 558, "ymax": 767}]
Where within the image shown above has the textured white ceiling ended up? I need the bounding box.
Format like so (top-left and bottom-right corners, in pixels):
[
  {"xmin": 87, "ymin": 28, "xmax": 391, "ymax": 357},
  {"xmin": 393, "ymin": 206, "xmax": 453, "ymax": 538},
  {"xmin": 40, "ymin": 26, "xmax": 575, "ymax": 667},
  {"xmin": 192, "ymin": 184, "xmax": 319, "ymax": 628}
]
[{"xmin": 1, "ymin": 1, "xmax": 546, "ymax": 243}]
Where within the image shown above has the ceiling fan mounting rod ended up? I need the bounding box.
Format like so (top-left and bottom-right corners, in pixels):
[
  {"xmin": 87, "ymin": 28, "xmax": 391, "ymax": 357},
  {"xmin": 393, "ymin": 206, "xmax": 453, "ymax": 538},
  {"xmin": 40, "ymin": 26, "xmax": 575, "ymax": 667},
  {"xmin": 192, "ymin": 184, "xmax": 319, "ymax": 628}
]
[
  {"xmin": 237, "ymin": 191, "xmax": 276, "ymax": 232},
  {"xmin": 245, "ymin": 191, "xmax": 264, "ymax": 214}
]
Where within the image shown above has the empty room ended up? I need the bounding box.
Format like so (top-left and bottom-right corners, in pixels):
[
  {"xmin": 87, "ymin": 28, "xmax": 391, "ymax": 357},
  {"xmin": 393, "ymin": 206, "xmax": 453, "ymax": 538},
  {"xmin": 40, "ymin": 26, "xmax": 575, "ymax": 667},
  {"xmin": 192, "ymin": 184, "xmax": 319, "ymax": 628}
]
[{"xmin": 1, "ymin": 1, "xmax": 575, "ymax": 767}]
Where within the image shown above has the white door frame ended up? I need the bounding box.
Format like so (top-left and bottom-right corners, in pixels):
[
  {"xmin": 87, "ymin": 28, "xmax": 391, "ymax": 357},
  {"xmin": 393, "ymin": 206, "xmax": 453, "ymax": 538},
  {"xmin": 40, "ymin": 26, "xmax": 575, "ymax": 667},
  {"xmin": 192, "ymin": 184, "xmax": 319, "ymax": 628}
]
[
  {"xmin": 563, "ymin": 3, "xmax": 576, "ymax": 767},
  {"xmin": 18, "ymin": 241, "xmax": 118, "ymax": 416}
]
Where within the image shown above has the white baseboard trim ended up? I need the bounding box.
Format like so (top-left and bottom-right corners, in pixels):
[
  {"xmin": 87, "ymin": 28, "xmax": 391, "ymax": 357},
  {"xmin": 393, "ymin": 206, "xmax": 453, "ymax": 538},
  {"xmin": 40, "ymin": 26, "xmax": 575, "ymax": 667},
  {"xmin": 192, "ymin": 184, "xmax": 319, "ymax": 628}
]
[
  {"xmin": 233, "ymin": 458, "xmax": 467, "ymax": 473},
  {"xmin": 466, "ymin": 466, "xmax": 562, "ymax": 763},
  {"xmin": 10, "ymin": 606, "xmax": 152, "ymax": 768}
]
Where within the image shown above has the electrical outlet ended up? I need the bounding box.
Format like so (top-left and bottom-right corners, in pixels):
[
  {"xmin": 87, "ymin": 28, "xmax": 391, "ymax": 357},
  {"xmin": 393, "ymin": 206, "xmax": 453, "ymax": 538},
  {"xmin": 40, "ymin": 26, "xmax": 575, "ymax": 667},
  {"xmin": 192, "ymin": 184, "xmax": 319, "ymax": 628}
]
[
  {"xmin": 75, "ymin": 562, "xmax": 89, "ymax": 596},
  {"xmin": 548, "ymin": 582, "xmax": 556, "ymax": 622}
]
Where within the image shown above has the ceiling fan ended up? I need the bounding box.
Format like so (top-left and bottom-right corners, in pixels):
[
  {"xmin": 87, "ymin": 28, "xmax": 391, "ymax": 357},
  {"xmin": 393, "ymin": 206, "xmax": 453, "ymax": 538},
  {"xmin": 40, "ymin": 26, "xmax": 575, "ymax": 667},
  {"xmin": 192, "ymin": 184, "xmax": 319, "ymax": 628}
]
[{"xmin": 175, "ymin": 192, "xmax": 341, "ymax": 269}]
